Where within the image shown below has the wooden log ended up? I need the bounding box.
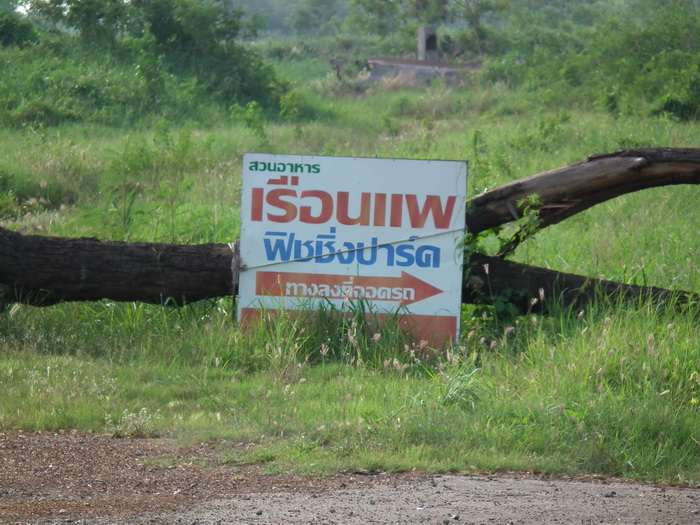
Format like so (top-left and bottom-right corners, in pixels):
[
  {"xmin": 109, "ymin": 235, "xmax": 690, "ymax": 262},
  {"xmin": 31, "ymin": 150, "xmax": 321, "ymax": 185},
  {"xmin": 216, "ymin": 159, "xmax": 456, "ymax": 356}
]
[
  {"xmin": 1, "ymin": 227, "xmax": 696, "ymax": 311},
  {"xmin": 0, "ymin": 228, "xmax": 235, "ymax": 307}
]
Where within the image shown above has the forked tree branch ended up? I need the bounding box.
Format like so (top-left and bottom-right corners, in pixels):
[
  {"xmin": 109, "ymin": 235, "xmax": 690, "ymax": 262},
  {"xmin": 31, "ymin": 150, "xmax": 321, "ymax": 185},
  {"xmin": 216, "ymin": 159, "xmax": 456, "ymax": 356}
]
[{"xmin": 468, "ymin": 148, "xmax": 700, "ymax": 254}]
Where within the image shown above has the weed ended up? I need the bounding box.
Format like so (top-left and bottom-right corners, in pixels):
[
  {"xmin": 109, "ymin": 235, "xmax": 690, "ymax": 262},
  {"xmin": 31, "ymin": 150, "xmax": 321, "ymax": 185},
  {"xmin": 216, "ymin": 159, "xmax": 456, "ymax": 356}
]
[
  {"xmin": 105, "ymin": 408, "xmax": 162, "ymax": 438},
  {"xmin": 432, "ymin": 367, "xmax": 482, "ymax": 409},
  {"xmin": 231, "ymin": 101, "xmax": 270, "ymax": 150}
]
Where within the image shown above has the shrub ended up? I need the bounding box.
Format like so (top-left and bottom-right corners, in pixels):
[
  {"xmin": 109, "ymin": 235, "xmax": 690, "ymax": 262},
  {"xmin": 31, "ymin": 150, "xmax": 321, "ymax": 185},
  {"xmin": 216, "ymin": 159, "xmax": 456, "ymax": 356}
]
[{"xmin": 0, "ymin": 11, "xmax": 36, "ymax": 47}]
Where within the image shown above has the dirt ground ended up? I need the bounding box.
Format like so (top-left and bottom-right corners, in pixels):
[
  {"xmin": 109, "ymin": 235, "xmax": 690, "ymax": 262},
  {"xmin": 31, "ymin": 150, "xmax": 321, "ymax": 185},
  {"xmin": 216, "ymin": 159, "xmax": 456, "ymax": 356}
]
[{"xmin": 2, "ymin": 431, "xmax": 700, "ymax": 525}]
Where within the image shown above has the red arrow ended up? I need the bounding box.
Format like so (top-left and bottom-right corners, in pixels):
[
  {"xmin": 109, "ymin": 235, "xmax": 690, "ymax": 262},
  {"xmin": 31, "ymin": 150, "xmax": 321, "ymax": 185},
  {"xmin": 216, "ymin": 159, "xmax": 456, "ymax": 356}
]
[{"xmin": 255, "ymin": 271, "xmax": 443, "ymax": 306}]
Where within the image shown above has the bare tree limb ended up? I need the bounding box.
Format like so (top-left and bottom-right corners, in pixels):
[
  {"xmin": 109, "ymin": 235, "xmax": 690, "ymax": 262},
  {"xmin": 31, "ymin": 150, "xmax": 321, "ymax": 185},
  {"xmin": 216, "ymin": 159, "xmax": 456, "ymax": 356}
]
[
  {"xmin": 467, "ymin": 148, "xmax": 700, "ymax": 241},
  {"xmin": 465, "ymin": 253, "xmax": 699, "ymax": 311}
]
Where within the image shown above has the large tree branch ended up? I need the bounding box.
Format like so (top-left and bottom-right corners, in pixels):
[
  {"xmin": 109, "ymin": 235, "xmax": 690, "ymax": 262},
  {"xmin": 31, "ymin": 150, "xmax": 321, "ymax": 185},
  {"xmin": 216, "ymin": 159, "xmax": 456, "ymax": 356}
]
[{"xmin": 467, "ymin": 148, "xmax": 700, "ymax": 237}]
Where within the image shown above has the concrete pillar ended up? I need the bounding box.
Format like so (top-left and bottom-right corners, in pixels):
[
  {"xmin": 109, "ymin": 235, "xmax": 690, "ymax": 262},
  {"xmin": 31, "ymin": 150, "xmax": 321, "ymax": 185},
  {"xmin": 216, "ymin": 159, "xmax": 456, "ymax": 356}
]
[{"xmin": 418, "ymin": 27, "xmax": 438, "ymax": 62}]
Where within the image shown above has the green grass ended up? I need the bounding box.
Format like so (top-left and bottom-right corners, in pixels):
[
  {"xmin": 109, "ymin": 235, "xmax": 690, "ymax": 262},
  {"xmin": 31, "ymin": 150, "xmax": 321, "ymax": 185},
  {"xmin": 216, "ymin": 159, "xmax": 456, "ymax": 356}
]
[
  {"xmin": 518, "ymin": 186, "xmax": 700, "ymax": 292},
  {"xmin": 2, "ymin": 68, "xmax": 700, "ymax": 485},
  {"xmin": 2, "ymin": 296, "xmax": 700, "ymax": 483}
]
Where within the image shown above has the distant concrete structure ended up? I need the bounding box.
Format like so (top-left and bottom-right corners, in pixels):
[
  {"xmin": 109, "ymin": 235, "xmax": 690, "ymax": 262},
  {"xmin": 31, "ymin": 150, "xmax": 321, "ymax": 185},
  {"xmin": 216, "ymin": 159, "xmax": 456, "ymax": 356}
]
[
  {"xmin": 353, "ymin": 26, "xmax": 480, "ymax": 87},
  {"xmin": 418, "ymin": 27, "xmax": 439, "ymax": 62},
  {"xmin": 363, "ymin": 57, "xmax": 471, "ymax": 86}
]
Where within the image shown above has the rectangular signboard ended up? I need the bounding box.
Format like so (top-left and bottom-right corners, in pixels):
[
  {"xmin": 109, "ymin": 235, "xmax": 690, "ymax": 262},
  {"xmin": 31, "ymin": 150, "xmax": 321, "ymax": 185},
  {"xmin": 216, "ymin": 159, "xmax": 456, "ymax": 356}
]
[{"xmin": 238, "ymin": 154, "xmax": 467, "ymax": 346}]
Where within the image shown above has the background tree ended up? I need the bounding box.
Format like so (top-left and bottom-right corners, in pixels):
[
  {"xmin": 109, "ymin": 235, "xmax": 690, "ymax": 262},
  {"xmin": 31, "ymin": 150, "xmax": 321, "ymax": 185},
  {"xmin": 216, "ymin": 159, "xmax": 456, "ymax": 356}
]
[
  {"xmin": 27, "ymin": 0, "xmax": 128, "ymax": 44},
  {"xmin": 0, "ymin": 0, "xmax": 17, "ymax": 11},
  {"xmin": 345, "ymin": 0, "xmax": 506, "ymax": 57},
  {"xmin": 0, "ymin": 8, "xmax": 36, "ymax": 46},
  {"xmin": 403, "ymin": 0, "xmax": 452, "ymax": 25},
  {"xmin": 287, "ymin": 0, "xmax": 343, "ymax": 36},
  {"xmin": 25, "ymin": 0, "xmax": 278, "ymax": 107},
  {"xmin": 451, "ymin": 0, "xmax": 505, "ymax": 56},
  {"xmin": 345, "ymin": 0, "xmax": 402, "ymax": 37}
]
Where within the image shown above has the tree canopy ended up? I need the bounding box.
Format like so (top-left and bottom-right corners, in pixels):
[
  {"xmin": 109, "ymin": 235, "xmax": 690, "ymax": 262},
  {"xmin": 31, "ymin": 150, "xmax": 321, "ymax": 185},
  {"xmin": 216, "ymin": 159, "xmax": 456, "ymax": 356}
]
[{"xmin": 23, "ymin": 0, "xmax": 278, "ymax": 107}]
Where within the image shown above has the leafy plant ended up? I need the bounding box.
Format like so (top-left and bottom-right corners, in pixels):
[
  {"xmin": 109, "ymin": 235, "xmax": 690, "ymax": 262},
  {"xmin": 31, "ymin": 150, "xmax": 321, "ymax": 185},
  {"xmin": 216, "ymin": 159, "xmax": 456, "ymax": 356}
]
[
  {"xmin": 425, "ymin": 366, "xmax": 482, "ymax": 408},
  {"xmin": 497, "ymin": 193, "xmax": 543, "ymax": 257},
  {"xmin": 653, "ymin": 75, "xmax": 700, "ymax": 121},
  {"xmin": 232, "ymin": 101, "xmax": 270, "ymax": 149},
  {"xmin": 0, "ymin": 189, "xmax": 19, "ymax": 219}
]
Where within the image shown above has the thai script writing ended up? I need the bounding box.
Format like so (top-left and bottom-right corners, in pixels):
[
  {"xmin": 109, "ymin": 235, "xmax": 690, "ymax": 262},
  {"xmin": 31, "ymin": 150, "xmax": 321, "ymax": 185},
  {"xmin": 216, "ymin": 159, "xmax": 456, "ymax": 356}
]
[
  {"xmin": 252, "ymin": 188, "xmax": 458, "ymax": 229},
  {"xmin": 248, "ymin": 160, "xmax": 320, "ymax": 174},
  {"xmin": 285, "ymin": 277, "xmax": 415, "ymax": 302},
  {"xmin": 263, "ymin": 229, "xmax": 440, "ymax": 268}
]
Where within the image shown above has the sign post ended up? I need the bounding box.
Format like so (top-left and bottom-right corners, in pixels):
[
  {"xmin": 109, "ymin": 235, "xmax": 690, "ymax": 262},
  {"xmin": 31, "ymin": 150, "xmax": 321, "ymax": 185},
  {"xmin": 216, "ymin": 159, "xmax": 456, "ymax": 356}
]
[{"xmin": 238, "ymin": 154, "xmax": 467, "ymax": 347}]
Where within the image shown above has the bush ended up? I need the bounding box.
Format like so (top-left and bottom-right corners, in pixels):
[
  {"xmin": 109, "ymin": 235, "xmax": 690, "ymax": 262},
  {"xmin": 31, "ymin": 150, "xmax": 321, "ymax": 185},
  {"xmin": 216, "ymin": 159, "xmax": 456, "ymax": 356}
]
[
  {"xmin": 10, "ymin": 0, "xmax": 282, "ymax": 127},
  {"xmin": 652, "ymin": 74, "xmax": 700, "ymax": 121},
  {"xmin": 0, "ymin": 11, "xmax": 36, "ymax": 47}
]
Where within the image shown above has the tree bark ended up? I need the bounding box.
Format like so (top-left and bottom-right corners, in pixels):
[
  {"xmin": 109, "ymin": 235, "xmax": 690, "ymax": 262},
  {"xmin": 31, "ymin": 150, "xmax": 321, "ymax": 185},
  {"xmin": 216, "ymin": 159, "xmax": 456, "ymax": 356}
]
[
  {"xmin": 1, "ymin": 148, "xmax": 698, "ymax": 311},
  {"xmin": 465, "ymin": 253, "xmax": 699, "ymax": 311},
  {"xmin": 468, "ymin": 148, "xmax": 700, "ymax": 254},
  {"xmin": 0, "ymin": 228, "xmax": 235, "ymax": 307}
]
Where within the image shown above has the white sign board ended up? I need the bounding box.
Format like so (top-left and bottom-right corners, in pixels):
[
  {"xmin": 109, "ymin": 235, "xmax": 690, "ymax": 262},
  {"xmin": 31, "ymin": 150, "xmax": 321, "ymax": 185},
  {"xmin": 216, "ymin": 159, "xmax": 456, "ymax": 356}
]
[{"xmin": 238, "ymin": 154, "xmax": 467, "ymax": 346}]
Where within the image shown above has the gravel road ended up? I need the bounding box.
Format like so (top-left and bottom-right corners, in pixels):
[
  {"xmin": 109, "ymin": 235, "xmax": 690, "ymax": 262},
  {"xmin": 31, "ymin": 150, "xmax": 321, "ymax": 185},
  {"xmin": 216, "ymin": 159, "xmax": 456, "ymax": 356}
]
[
  {"xmin": 3, "ymin": 431, "xmax": 700, "ymax": 525},
  {"xmin": 135, "ymin": 473, "xmax": 700, "ymax": 525}
]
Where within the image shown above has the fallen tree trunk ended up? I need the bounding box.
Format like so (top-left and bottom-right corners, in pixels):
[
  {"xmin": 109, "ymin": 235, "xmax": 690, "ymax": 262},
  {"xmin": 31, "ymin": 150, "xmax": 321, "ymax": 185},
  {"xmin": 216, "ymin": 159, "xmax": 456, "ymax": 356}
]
[
  {"xmin": 1, "ymin": 228, "xmax": 696, "ymax": 311},
  {"xmin": 1, "ymin": 149, "xmax": 699, "ymax": 311},
  {"xmin": 0, "ymin": 229, "xmax": 235, "ymax": 307}
]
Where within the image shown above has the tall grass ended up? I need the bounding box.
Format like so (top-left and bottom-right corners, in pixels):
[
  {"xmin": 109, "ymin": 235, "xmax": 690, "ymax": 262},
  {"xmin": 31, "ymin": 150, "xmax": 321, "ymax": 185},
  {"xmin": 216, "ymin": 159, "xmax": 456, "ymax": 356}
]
[{"xmin": 3, "ymin": 296, "xmax": 699, "ymax": 482}]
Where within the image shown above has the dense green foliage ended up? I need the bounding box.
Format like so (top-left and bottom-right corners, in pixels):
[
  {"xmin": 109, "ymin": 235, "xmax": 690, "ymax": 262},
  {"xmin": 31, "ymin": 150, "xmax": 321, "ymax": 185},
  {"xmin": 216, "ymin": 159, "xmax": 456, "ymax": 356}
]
[
  {"xmin": 1, "ymin": 0, "xmax": 279, "ymax": 127},
  {"xmin": 0, "ymin": 9, "xmax": 36, "ymax": 46},
  {"xmin": 3, "ymin": 0, "xmax": 700, "ymax": 127},
  {"xmin": 485, "ymin": 0, "xmax": 700, "ymax": 118},
  {"xmin": 1, "ymin": 0, "xmax": 700, "ymax": 485}
]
